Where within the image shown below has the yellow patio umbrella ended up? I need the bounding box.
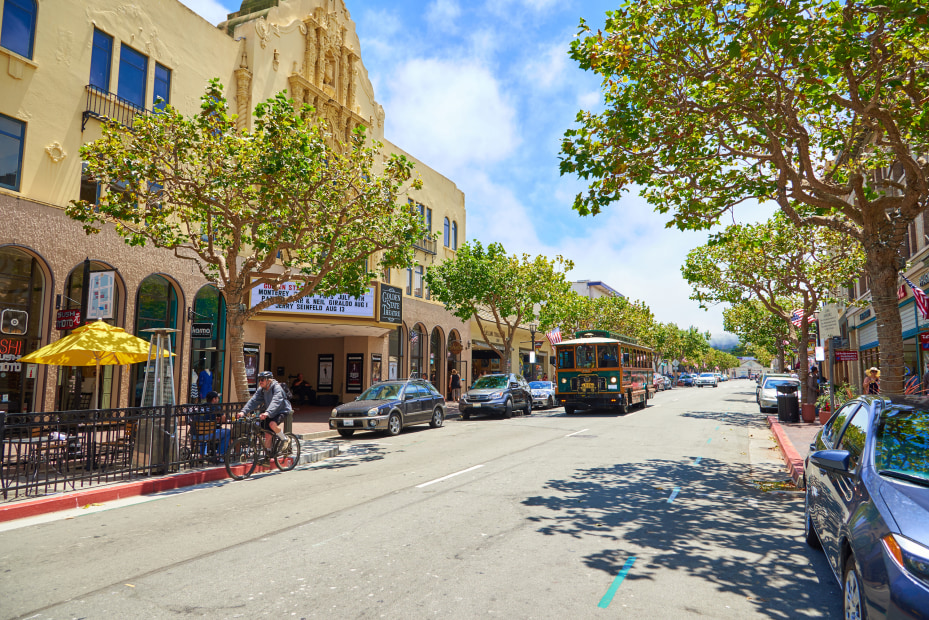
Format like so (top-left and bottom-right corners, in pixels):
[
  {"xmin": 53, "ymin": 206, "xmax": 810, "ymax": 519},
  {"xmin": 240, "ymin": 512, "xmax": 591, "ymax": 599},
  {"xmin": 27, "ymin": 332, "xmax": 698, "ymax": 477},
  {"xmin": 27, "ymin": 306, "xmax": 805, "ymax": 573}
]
[{"xmin": 19, "ymin": 320, "xmax": 174, "ymax": 409}]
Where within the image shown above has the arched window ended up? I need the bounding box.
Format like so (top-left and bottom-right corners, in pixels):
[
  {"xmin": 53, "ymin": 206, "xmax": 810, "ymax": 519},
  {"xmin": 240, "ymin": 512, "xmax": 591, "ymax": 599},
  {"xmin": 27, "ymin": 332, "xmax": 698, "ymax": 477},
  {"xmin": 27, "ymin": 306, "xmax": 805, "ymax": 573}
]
[
  {"xmin": 429, "ymin": 326, "xmax": 444, "ymax": 386},
  {"xmin": 188, "ymin": 285, "xmax": 226, "ymax": 403},
  {"xmin": 0, "ymin": 245, "xmax": 47, "ymax": 413},
  {"xmin": 443, "ymin": 217, "xmax": 450, "ymax": 247},
  {"xmin": 410, "ymin": 323, "xmax": 426, "ymax": 378},
  {"xmin": 389, "ymin": 325, "xmax": 405, "ymax": 380},
  {"xmin": 1, "ymin": 0, "xmax": 37, "ymax": 60},
  {"xmin": 131, "ymin": 275, "xmax": 180, "ymax": 406},
  {"xmin": 451, "ymin": 221, "xmax": 458, "ymax": 250}
]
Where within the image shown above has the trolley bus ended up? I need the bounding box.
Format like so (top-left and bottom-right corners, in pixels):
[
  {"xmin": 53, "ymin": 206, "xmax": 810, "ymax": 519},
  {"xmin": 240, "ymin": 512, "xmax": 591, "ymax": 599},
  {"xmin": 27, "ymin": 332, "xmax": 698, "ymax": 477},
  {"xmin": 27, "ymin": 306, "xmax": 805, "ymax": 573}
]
[{"xmin": 554, "ymin": 330, "xmax": 655, "ymax": 414}]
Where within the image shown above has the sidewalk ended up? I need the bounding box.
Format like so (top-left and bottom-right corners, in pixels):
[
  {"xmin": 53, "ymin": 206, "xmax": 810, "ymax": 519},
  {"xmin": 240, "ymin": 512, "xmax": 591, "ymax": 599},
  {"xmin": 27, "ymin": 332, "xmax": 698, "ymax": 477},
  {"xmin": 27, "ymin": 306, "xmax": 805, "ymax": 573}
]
[{"xmin": 767, "ymin": 415, "xmax": 822, "ymax": 487}]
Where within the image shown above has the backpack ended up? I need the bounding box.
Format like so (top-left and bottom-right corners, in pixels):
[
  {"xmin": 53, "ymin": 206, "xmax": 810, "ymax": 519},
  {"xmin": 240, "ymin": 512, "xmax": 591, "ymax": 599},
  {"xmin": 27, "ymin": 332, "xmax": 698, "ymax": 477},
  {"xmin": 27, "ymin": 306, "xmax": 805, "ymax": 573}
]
[{"xmin": 281, "ymin": 381, "xmax": 293, "ymax": 400}]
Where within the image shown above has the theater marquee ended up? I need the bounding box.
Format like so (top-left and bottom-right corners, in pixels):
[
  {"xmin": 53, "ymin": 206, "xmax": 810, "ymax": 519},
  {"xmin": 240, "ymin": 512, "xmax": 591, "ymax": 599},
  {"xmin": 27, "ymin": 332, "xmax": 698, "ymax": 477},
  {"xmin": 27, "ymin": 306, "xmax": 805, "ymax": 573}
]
[{"xmin": 251, "ymin": 282, "xmax": 375, "ymax": 318}]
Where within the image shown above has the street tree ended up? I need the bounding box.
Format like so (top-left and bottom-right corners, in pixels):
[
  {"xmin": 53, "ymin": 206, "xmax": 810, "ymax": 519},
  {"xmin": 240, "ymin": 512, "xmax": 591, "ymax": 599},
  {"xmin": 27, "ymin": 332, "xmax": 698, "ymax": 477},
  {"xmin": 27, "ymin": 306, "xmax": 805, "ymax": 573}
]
[
  {"xmin": 68, "ymin": 82, "xmax": 427, "ymax": 399},
  {"xmin": 560, "ymin": 0, "xmax": 929, "ymax": 393},
  {"xmin": 724, "ymin": 300, "xmax": 790, "ymax": 370},
  {"xmin": 683, "ymin": 215, "xmax": 864, "ymax": 401},
  {"xmin": 425, "ymin": 241, "xmax": 573, "ymax": 374},
  {"xmin": 539, "ymin": 291, "xmax": 655, "ymax": 343}
]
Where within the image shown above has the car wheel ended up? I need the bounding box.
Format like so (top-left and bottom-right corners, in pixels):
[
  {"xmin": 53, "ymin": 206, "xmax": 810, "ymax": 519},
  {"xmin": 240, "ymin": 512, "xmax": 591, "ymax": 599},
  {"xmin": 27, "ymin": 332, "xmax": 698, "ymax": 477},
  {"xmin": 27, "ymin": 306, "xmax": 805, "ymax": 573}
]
[
  {"xmin": 461, "ymin": 412, "xmax": 471, "ymax": 421},
  {"xmin": 430, "ymin": 406, "xmax": 444, "ymax": 428},
  {"xmin": 524, "ymin": 399, "xmax": 532, "ymax": 416},
  {"xmin": 804, "ymin": 483, "xmax": 822, "ymax": 549},
  {"xmin": 503, "ymin": 398, "xmax": 513, "ymax": 419},
  {"xmin": 844, "ymin": 557, "xmax": 868, "ymax": 620},
  {"xmin": 338, "ymin": 429, "xmax": 355, "ymax": 438},
  {"xmin": 547, "ymin": 396, "xmax": 554, "ymax": 409},
  {"xmin": 564, "ymin": 405, "xmax": 575, "ymax": 415},
  {"xmin": 386, "ymin": 412, "xmax": 402, "ymax": 436}
]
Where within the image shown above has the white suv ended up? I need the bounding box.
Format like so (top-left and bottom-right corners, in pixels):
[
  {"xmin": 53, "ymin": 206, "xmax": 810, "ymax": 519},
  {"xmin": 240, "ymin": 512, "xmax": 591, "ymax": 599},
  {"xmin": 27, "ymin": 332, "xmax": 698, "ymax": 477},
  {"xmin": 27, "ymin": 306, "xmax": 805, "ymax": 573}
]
[{"xmin": 694, "ymin": 372, "xmax": 718, "ymax": 388}]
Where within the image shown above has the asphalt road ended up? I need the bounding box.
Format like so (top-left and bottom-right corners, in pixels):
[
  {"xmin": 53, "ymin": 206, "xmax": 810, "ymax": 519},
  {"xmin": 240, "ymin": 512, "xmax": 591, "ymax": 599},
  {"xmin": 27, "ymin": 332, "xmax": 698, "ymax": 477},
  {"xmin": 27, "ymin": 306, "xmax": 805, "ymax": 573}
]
[{"xmin": 0, "ymin": 380, "xmax": 842, "ymax": 619}]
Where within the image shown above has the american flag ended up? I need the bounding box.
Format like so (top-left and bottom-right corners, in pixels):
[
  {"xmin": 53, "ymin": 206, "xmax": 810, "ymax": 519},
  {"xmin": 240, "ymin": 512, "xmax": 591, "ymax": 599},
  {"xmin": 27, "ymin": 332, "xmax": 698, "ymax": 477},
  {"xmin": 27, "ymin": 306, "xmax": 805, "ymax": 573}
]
[
  {"xmin": 409, "ymin": 330, "xmax": 419, "ymax": 343},
  {"xmin": 546, "ymin": 328, "xmax": 562, "ymax": 347},
  {"xmin": 790, "ymin": 309, "xmax": 804, "ymax": 327},
  {"xmin": 902, "ymin": 273, "xmax": 929, "ymax": 319}
]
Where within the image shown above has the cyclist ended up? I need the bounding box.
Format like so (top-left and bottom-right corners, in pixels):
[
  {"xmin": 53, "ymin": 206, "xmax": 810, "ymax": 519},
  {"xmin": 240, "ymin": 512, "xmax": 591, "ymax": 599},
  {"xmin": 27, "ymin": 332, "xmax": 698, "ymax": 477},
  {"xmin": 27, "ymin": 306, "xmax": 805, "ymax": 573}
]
[{"xmin": 238, "ymin": 370, "xmax": 293, "ymax": 456}]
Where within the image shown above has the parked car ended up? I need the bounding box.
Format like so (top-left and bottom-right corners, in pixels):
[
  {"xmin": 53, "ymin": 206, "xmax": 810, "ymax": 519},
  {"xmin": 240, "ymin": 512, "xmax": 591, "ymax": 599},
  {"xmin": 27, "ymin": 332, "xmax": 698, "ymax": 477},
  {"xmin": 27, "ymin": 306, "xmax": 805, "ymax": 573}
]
[
  {"xmin": 756, "ymin": 372, "xmax": 793, "ymax": 403},
  {"xmin": 804, "ymin": 395, "xmax": 929, "ymax": 619},
  {"xmin": 460, "ymin": 373, "xmax": 532, "ymax": 419},
  {"xmin": 758, "ymin": 376, "xmax": 800, "ymax": 412},
  {"xmin": 694, "ymin": 372, "xmax": 718, "ymax": 388},
  {"xmin": 329, "ymin": 379, "xmax": 445, "ymax": 438},
  {"xmin": 652, "ymin": 374, "xmax": 666, "ymax": 391},
  {"xmin": 528, "ymin": 381, "xmax": 557, "ymax": 409},
  {"xmin": 678, "ymin": 374, "xmax": 694, "ymax": 387}
]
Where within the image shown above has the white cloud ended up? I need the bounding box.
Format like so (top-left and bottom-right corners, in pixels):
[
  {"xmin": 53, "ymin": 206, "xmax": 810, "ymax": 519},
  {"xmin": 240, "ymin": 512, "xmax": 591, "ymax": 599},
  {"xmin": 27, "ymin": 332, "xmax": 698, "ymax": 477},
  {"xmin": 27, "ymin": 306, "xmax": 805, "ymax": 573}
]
[
  {"xmin": 383, "ymin": 58, "xmax": 519, "ymax": 174},
  {"xmin": 522, "ymin": 42, "xmax": 568, "ymax": 90},
  {"xmin": 177, "ymin": 0, "xmax": 230, "ymax": 26},
  {"xmin": 426, "ymin": 0, "xmax": 462, "ymax": 33}
]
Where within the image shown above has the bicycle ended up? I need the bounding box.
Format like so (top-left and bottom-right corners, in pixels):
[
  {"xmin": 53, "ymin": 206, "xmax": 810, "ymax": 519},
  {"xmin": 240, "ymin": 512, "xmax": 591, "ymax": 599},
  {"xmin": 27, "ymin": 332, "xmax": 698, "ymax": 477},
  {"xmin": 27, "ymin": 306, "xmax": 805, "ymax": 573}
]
[{"xmin": 224, "ymin": 414, "xmax": 301, "ymax": 480}]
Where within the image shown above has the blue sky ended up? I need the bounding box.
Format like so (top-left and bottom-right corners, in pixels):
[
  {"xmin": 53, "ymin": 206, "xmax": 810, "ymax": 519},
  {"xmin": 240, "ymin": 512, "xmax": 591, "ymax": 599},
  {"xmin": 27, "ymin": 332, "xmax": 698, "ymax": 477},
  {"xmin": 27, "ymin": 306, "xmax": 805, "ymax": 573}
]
[{"xmin": 180, "ymin": 0, "xmax": 771, "ymax": 347}]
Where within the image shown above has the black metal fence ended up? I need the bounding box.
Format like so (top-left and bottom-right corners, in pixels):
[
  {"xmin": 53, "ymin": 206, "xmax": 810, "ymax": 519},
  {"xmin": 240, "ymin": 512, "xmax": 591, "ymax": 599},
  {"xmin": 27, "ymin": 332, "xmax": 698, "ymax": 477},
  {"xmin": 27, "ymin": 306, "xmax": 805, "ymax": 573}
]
[{"xmin": 1, "ymin": 402, "xmax": 246, "ymax": 501}]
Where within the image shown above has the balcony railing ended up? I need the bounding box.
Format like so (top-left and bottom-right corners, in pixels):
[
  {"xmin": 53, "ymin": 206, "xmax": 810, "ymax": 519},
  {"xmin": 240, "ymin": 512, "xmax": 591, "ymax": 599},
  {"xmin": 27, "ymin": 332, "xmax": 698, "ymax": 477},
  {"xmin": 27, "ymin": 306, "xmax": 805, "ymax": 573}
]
[
  {"xmin": 82, "ymin": 84, "xmax": 149, "ymax": 132},
  {"xmin": 413, "ymin": 236, "xmax": 437, "ymax": 255}
]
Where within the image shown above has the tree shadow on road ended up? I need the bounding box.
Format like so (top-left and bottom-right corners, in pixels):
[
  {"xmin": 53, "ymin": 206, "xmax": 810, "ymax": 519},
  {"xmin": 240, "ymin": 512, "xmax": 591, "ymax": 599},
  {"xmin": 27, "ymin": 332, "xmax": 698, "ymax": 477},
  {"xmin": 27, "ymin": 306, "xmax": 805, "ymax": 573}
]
[
  {"xmin": 681, "ymin": 410, "xmax": 768, "ymax": 428},
  {"xmin": 522, "ymin": 457, "xmax": 839, "ymax": 619}
]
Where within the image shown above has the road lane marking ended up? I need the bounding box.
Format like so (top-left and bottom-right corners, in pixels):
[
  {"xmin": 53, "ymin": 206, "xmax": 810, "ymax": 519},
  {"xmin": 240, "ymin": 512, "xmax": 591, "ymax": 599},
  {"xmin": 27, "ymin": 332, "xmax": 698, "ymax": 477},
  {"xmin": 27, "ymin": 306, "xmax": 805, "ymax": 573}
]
[
  {"xmin": 706, "ymin": 438, "xmax": 712, "ymax": 444},
  {"xmin": 693, "ymin": 457, "xmax": 702, "ymax": 466},
  {"xmin": 598, "ymin": 557, "xmax": 636, "ymax": 608},
  {"xmin": 416, "ymin": 464, "xmax": 484, "ymax": 488},
  {"xmin": 564, "ymin": 428, "xmax": 590, "ymax": 438},
  {"xmin": 667, "ymin": 487, "xmax": 681, "ymax": 503}
]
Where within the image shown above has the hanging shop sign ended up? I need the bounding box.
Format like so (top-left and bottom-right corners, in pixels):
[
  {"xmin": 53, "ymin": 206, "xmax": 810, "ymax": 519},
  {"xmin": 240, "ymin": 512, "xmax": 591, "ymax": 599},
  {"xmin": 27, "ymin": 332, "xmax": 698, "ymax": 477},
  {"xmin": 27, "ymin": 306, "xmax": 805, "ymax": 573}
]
[
  {"xmin": 191, "ymin": 323, "xmax": 214, "ymax": 339},
  {"xmin": 86, "ymin": 271, "xmax": 116, "ymax": 320},
  {"xmin": 56, "ymin": 309, "xmax": 81, "ymax": 331},
  {"xmin": 834, "ymin": 349, "xmax": 859, "ymax": 361},
  {"xmin": 251, "ymin": 281, "xmax": 375, "ymax": 318},
  {"xmin": 920, "ymin": 332, "xmax": 929, "ymax": 350},
  {"xmin": 379, "ymin": 285, "xmax": 403, "ymax": 324}
]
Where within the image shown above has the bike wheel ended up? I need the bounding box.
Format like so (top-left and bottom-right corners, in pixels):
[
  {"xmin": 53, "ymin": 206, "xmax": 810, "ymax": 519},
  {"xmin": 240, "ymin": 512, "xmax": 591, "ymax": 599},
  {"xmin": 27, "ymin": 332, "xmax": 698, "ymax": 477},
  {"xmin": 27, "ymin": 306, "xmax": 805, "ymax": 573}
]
[
  {"xmin": 274, "ymin": 433, "xmax": 301, "ymax": 472},
  {"xmin": 225, "ymin": 437, "xmax": 258, "ymax": 480}
]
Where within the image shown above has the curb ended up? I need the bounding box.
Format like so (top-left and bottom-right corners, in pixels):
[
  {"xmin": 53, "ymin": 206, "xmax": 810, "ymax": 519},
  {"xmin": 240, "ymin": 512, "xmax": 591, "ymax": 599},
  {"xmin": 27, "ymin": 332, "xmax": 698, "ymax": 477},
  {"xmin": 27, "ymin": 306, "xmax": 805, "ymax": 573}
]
[
  {"xmin": 0, "ymin": 443, "xmax": 339, "ymax": 524},
  {"xmin": 766, "ymin": 415, "xmax": 805, "ymax": 487}
]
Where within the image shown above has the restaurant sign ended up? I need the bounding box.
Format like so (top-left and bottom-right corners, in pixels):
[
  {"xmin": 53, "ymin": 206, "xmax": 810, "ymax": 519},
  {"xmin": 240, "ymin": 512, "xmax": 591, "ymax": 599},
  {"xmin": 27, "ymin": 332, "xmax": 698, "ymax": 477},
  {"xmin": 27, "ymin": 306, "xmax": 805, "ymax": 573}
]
[{"xmin": 56, "ymin": 309, "xmax": 81, "ymax": 331}]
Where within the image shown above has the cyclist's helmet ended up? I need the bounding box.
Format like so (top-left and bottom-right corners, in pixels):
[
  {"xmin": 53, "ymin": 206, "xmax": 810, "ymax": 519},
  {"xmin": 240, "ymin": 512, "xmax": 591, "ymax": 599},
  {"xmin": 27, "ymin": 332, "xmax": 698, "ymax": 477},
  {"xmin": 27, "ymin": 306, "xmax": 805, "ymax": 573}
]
[{"xmin": 257, "ymin": 370, "xmax": 273, "ymax": 380}]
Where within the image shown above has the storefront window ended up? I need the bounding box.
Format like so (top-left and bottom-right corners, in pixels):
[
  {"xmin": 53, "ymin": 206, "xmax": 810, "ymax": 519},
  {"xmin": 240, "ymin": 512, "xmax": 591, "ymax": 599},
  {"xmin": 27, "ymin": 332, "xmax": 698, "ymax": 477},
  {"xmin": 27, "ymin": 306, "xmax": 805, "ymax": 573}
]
[
  {"xmin": 388, "ymin": 325, "xmax": 404, "ymax": 380},
  {"xmin": 429, "ymin": 327, "xmax": 443, "ymax": 386},
  {"xmin": 188, "ymin": 285, "xmax": 225, "ymax": 403},
  {"xmin": 0, "ymin": 247, "xmax": 45, "ymax": 413},
  {"xmin": 410, "ymin": 323, "xmax": 425, "ymax": 378},
  {"xmin": 131, "ymin": 274, "xmax": 179, "ymax": 406},
  {"xmin": 56, "ymin": 262, "xmax": 120, "ymax": 411}
]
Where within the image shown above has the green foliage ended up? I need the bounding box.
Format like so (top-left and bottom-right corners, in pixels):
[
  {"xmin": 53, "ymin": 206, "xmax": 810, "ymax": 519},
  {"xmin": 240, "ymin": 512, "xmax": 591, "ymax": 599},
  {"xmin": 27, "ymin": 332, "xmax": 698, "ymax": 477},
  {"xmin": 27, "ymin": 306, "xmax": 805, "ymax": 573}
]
[
  {"xmin": 424, "ymin": 241, "xmax": 573, "ymax": 371},
  {"xmin": 562, "ymin": 0, "xmax": 929, "ymax": 392},
  {"xmin": 539, "ymin": 291, "xmax": 654, "ymax": 343},
  {"xmin": 69, "ymin": 81, "xmax": 427, "ymax": 396}
]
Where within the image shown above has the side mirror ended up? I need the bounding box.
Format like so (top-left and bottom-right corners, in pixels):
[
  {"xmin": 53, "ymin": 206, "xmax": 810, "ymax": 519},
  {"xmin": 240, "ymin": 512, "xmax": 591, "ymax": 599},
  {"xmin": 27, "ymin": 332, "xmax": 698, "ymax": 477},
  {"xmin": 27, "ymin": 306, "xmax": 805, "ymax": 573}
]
[
  {"xmin": 809, "ymin": 449, "xmax": 852, "ymax": 474},
  {"xmin": 509, "ymin": 382, "xmax": 519, "ymax": 389}
]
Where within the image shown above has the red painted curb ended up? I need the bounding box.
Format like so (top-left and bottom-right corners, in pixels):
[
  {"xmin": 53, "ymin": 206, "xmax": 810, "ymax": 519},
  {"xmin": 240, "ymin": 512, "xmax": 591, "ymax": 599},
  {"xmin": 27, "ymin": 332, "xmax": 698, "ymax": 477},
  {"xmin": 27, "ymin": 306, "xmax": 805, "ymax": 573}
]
[
  {"xmin": 0, "ymin": 465, "xmax": 245, "ymax": 523},
  {"xmin": 767, "ymin": 415, "xmax": 805, "ymax": 487}
]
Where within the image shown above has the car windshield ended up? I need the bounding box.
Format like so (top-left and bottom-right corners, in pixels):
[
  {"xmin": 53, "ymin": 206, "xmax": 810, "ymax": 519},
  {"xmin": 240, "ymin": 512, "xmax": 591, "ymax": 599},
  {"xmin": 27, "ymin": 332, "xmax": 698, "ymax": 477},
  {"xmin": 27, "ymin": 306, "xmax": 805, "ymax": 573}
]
[
  {"xmin": 763, "ymin": 379, "xmax": 799, "ymax": 389},
  {"xmin": 473, "ymin": 375, "xmax": 508, "ymax": 389},
  {"xmin": 699, "ymin": 373, "xmax": 714, "ymax": 378},
  {"xmin": 875, "ymin": 407, "xmax": 929, "ymax": 482},
  {"xmin": 529, "ymin": 381, "xmax": 552, "ymax": 389},
  {"xmin": 358, "ymin": 383, "xmax": 402, "ymax": 400}
]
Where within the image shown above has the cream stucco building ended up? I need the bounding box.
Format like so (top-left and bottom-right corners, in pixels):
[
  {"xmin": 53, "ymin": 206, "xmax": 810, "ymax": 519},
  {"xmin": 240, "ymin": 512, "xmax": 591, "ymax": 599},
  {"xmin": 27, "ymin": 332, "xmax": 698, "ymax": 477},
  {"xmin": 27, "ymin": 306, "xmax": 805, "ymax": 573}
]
[{"xmin": 0, "ymin": 0, "xmax": 469, "ymax": 413}]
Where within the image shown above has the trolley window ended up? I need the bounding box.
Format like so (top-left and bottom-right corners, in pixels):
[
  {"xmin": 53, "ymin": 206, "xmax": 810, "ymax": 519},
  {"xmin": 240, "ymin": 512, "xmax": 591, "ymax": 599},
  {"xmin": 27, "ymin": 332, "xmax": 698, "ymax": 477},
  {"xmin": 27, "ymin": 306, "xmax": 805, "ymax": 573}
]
[
  {"xmin": 598, "ymin": 344, "xmax": 619, "ymax": 368},
  {"xmin": 576, "ymin": 344, "xmax": 596, "ymax": 369}
]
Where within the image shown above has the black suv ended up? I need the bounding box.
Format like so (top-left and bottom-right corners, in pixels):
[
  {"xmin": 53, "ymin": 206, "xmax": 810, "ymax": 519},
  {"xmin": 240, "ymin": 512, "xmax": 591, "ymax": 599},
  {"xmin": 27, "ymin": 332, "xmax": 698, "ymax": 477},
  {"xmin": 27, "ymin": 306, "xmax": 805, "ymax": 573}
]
[{"xmin": 459, "ymin": 373, "xmax": 532, "ymax": 419}]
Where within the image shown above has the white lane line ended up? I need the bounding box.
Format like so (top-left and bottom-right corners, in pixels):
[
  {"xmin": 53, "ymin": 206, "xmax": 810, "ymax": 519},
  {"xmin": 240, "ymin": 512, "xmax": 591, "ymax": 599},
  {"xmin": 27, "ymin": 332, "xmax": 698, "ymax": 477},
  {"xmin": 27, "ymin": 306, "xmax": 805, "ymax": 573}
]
[
  {"xmin": 565, "ymin": 428, "xmax": 590, "ymax": 437},
  {"xmin": 416, "ymin": 464, "xmax": 484, "ymax": 488}
]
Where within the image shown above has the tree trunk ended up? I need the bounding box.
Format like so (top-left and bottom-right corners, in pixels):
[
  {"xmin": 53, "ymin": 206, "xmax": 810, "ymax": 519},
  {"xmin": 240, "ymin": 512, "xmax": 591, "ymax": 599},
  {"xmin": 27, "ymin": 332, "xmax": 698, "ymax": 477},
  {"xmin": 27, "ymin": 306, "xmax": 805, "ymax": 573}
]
[
  {"xmin": 776, "ymin": 344, "xmax": 785, "ymax": 372},
  {"xmin": 226, "ymin": 301, "xmax": 249, "ymax": 402},
  {"xmin": 868, "ymin": 248, "xmax": 905, "ymax": 395},
  {"xmin": 798, "ymin": 319, "xmax": 810, "ymax": 404}
]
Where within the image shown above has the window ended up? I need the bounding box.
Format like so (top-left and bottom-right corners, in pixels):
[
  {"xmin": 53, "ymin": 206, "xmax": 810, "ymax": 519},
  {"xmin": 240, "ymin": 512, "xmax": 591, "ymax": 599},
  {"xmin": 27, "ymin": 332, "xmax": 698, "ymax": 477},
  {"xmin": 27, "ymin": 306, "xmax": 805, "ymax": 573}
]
[
  {"xmin": 118, "ymin": 44, "xmax": 147, "ymax": 107},
  {"xmin": 1, "ymin": 0, "xmax": 36, "ymax": 59},
  {"xmin": 89, "ymin": 29, "xmax": 113, "ymax": 91},
  {"xmin": 443, "ymin": 217, "xmax": 450, "ymax": 247},
  {"xmin": 406, "ymin": 267, "xmax": 413, "ymax": 295},
  {"xmin": 557, "ymin": 347, "xmax": 575, "ymax": 369},
  {"xmin": 452, "ymin": 221, "xmax": 458, "ymax": 249},
  {"xmin": 153, "ymin": 63, "xmax": 171, "ymax": 110},
  {"xmin": 822, "ymin": 402, "xmax": 860, "ymax": 447},
  {"xmin": 425, "ymin": 207, "xmax": 432, "ymax": 232},
  {"xmin": 598, "ymin": 344, "xmax": 619, "ymax": 368},
  {"xmin": 0, "ymin": 113, "xmax": 25, "ymax": 191},
  {"xmin": 837, "ymin": 406, "xmax": 870, "ymax": 471},
  {"xmin": 80, "ymin": 163, "xmax": 100, "ymax": 205},
  {"xmin": 414, "ymin": 265, "xmax": 424, "ymax": 298}
]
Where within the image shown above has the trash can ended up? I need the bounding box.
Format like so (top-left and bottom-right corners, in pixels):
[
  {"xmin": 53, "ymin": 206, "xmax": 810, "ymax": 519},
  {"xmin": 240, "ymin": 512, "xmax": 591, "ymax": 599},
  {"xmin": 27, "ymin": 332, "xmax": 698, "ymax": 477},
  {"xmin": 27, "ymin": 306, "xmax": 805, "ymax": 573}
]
[{"xmin": 776, "ymin": 383, "xmax": 800, "ymax": 423}]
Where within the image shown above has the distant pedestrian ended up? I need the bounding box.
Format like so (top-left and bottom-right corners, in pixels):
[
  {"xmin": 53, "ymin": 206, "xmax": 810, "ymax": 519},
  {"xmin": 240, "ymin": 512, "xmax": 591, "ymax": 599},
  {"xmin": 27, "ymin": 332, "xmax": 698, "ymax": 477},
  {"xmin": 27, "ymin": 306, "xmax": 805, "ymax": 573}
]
[
  {"xmin": 863, "ymin": 367, "xmax": 880, "ymax": 395},
  {"xmin": 448, "ymin": 369, "xmax": 461, "ymax": 401}
]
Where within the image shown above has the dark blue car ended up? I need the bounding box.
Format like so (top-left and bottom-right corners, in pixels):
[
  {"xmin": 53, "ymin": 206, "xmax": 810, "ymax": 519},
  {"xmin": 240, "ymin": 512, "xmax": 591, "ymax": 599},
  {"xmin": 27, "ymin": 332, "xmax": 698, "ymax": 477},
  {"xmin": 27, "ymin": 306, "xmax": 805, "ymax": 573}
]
[{"xmin": 804, "ymin": 395, "xmax": 929, "ymax": 619}]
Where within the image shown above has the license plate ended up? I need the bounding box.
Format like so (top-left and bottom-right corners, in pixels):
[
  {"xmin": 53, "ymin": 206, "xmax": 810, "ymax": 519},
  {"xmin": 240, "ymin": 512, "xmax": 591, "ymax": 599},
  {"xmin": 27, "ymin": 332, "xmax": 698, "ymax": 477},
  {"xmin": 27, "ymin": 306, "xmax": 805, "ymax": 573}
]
[
  {"xmin": 343, "ymin": 420, "xmax": 354, "ymax": 426},
  {"xmin": 473, "ymin": 403, "xmax": 482, "ymax": 408}
]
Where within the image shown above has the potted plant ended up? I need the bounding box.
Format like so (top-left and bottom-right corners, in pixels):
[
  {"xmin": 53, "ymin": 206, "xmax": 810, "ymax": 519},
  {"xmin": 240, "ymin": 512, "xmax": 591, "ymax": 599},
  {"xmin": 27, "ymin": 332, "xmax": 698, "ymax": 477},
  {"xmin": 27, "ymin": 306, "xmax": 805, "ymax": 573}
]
[{"xmin": 815, "ymin": 391, "xmax": 832, "ymax": 425}]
